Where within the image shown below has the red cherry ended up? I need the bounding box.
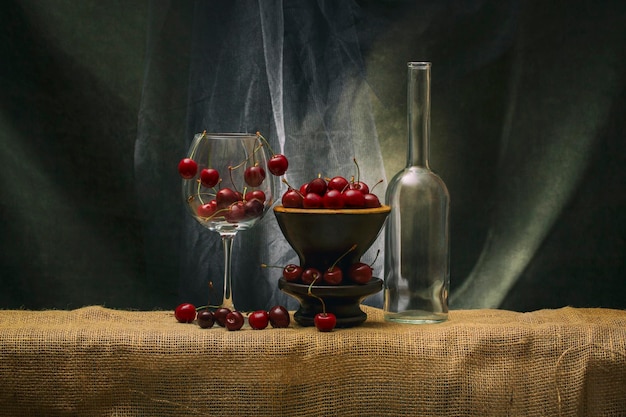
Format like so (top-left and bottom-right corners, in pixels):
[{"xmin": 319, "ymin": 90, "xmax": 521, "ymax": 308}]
[
  {"xmin": 214, "ymin": 307, "xmax": 231, "ymax": 327},
  {"xmin": 216, "ymin": 188, "xmax": 240, "ymax": 209},
  {"xmin": 282, "ymin": 264, "xmax": 303, "ymax": 282},
  {"xmin": 225, "ymin": 201, "xmax": 247, "ymax": 223},
  {"xmin": 327, "ymin": 176, "xmax": 349, "ymax": 192},
  {"xmin": 301, "ymin": 268, "xmax": 322, "ymax": 285},
  {"xmin": 303, "ymin": 192, "xmax": 323, "ymax": 208},
  {"xmin": 268, "ymin": 154, "xmax": 288, "ymax": 176},
  {"xmin": 314, "ymin": 312, "xmax": 337, "ymax": 332},
  {"xmin": 197, "ymin": 310, "xmax": 215, "ymax": 328},
  {"xmin": 197, "ymin": 200, "xmax": 217, "ymax": 217},
  {"xmin": 322, "ymin": 189, "xmax": 345, "ymax": 209},
  {"xmin": 244, "ymin": 198, "xmax": 264, "ymax": 219},
  {"xmin": 178, "ymin": 158, "xmax": 198, "ymax": 179},
  {"xmin": 245, "ymin": 190, "xmax": 266, "ymax": 203},
  {"xmin": 323, "ymin": 244, "xmax": 355, "ymax": 285},
  {"xmin": 343, "ymin": 188, "xmax": 366, "ymax": 208},
  {"xmin": 363, "ymin": 193, "xmax": 381, "ymax": 208},
  {"xmin": 350, "ymin": 181, "xmax": 369, "ymax": 194},
  {"xmin": 348, "ymin": 262, "xmax": 373, "ymax": 284},
  {"xmin": 268, "ymin": 305, "xmax": 291, "ymax": 328},
  {"xmin": 174, "ymin": 303, "xmax": 196, "ymax": 323},
  {"xmin": 306, "ymin": 177, "xmax": 327, "ymax": 196},
  {"xmin": 200, "ymin": 168, "xmax": 220, "ymax": 187},
  {"xmin": 244, "ymin": 165, "xmax": 266, "ymax": 187},
  {"xmin": 225, "ymin": 310, "xmax": 245, "ymax": 331},
  {"xmin": 323, "ymin": 266, "xmax": 343, "ymax": 285},
  {"xmin": 248, "ymin": 310, "xmax": 270, "ymax": 330},
  {"xmin": 299, "ymin": 183, "xmax": 309, "ymax": 195},
  {"xmin": 282, "ymin": 189, "xmax": 303, "ymax": 208}
]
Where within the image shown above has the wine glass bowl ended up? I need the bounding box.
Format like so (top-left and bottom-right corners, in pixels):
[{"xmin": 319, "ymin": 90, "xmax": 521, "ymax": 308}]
[
  {"xmin": 273, "ymin": 205, "xmax": 390, "ymax": 327},
  {"xmin": 183, "ymin": 133, "xmax": 274, "ymax": 234},
  {"xmin": 181, "ymin": 132, "xmax": 275, "ymax": 310}
]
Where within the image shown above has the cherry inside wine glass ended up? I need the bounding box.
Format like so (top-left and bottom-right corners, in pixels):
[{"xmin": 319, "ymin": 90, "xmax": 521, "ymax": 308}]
[{"xmin": 179, "ymin": 132, "xmax": 276, "ymax": 311}]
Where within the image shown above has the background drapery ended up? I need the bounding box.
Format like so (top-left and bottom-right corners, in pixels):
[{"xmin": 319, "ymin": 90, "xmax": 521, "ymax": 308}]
[{"xmin": 1, "ymin": 0, "xmax": 625, "ymax": 312}]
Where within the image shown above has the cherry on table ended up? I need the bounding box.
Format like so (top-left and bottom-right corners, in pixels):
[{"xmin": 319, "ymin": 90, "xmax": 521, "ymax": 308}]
[
  {"xmin": 248, "ymin": 310, "xmax": 270, "ymax": 330},
  {"xmin": 314, "ymin": 312, "xmax": 336, "ymax": 332},
  {"xmin": 214, "ymin": 307, "xmax": 231, "ymax": 327},
  {"xmin": 225, "ymin": 311, "xmax": 245, "ymax": 331},
  {"xmin": 197, "ymin": 310, "xmax": 215, "ymax": 328},
  {"xmin": 174, "ymin": 303, "xmax": 197, "ymax": 323},
  {"xmin": 178, "ymin": 158, "xmax": 198, "ymax": 179},
  {"xmin": 269, "ymin": 305, "xmax": 291, "ymax": 328}
]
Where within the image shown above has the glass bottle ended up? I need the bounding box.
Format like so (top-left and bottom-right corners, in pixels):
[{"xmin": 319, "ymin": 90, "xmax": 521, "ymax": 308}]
[{"xmin": 384, "ymin": 62, "xmax": 450, "ymax": 324}]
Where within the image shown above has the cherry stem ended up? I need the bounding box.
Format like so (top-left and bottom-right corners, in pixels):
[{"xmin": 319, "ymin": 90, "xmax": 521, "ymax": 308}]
[
  {"xmin": 370, "ymin": 179, "xmax": 384, "ymax": 193},
  {"xmin": 281, "ymin": 178, "xmax": 304, "ymax": 197},
  {"xmin": 196, "ymin": 179, "xmax": 204, "ymax": 204},
  {"xmin": 198, "ymin": 207, "xmax": 230, "ymax": 221},
  {"xmin": 228, "ymin": 166, "xmax": 241, "ymax": 194},
  {"xmin": 370, "ymin": 249, "xmax": 381, "ymax": 267},
  {"xmin": 260, "ymin": 263, "xmax": 282, "ymax": 269},
  {"xmin": 188, "ymin": 130, "xmax": 207, "ymax": 161},
  {"xmin": 256, "ymin": 131, "xmax": 277, "ymax": 156},
  {"xmin": 307, "ymin": 276, "xmax": 326, "ymax": 314},
  {"xmin": 195, "ymin": 304, "xmax": 222, "ymax": 311},
  {"xmin": 329, "ymin": 244, "xmax": 357, "ymax": 272},
  {"xmin": 353, "ymin": 157, "xmax": 361, "ymax": 183}
]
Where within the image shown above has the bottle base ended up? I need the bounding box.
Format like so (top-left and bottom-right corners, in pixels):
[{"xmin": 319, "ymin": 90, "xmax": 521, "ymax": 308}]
[{"xmin": 384, "ymin": 311, "xmax": 448, "ymax": 324}]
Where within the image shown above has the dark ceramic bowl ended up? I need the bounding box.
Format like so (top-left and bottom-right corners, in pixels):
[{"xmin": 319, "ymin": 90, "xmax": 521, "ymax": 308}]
[
  {"xmin": 273, "ymin": 205, "xmax": 391, "ymax": 327},
  {"xmin": 273, "ymin": 205, "xmax": 391, "ymax": 273}
]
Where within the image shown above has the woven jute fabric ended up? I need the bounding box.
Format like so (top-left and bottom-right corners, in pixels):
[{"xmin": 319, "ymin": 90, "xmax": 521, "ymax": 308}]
[{"xmin": 1, "ymin": 306, "xmax": 625, "ymax": 417}]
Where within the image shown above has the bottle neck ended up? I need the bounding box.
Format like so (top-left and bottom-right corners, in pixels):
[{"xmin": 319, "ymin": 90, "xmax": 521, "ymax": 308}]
[{"xmin": 406, "ymin": 62, "xmax": 431, "ymax": 168}]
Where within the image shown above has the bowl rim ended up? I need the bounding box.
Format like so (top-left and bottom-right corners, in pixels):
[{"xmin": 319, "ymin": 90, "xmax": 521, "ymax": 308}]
[{"xmin": 273, "ymin": 204, "xmax": 390, "ymax": 215}]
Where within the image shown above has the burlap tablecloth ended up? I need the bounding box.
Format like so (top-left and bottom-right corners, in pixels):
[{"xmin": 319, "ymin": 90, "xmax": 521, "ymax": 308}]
[{"xmin": 1, "ymin": 306, "xmax": 625, "ymax": 417}]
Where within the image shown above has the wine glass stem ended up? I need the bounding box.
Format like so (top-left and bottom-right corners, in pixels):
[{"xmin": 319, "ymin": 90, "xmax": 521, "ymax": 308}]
[{"xmin": 221, "ymin": 233, "xmax": 236, "ymax": 311}]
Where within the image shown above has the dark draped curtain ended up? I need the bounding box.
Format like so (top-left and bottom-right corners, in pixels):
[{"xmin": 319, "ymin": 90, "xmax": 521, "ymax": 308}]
[{"xmin": 1, "ymin": 0, "xmax": 625, "ymax": 311}]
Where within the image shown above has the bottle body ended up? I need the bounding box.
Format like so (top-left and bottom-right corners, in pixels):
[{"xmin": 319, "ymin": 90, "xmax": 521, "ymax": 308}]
[
  {"xmin": 384, "ymin": 62, "xmax": 450, "ymax": 323},
  {"xmin": 384, "ymin": 166, "xmax": 449, "ymax": 323}
]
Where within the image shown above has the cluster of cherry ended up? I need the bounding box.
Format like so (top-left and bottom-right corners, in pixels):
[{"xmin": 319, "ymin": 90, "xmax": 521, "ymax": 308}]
[
  {"xmin": 174, "ymin": 303, "xmax": 290, "ymax": 331},
  {"xmin": 281, "ymin": 163, "xmax": 382, "ymax": 209}
]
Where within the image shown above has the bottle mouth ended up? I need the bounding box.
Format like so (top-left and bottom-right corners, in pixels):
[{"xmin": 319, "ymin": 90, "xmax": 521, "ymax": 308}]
[{"xmin": 408, "ymin": 62, "xmax": 432, "ymax": 69}]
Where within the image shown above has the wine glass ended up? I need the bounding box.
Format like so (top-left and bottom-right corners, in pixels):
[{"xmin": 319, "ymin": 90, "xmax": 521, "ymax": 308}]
[{"xmin": 180, "ymin": 132, "xmax": 275, "ymax": 311}]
